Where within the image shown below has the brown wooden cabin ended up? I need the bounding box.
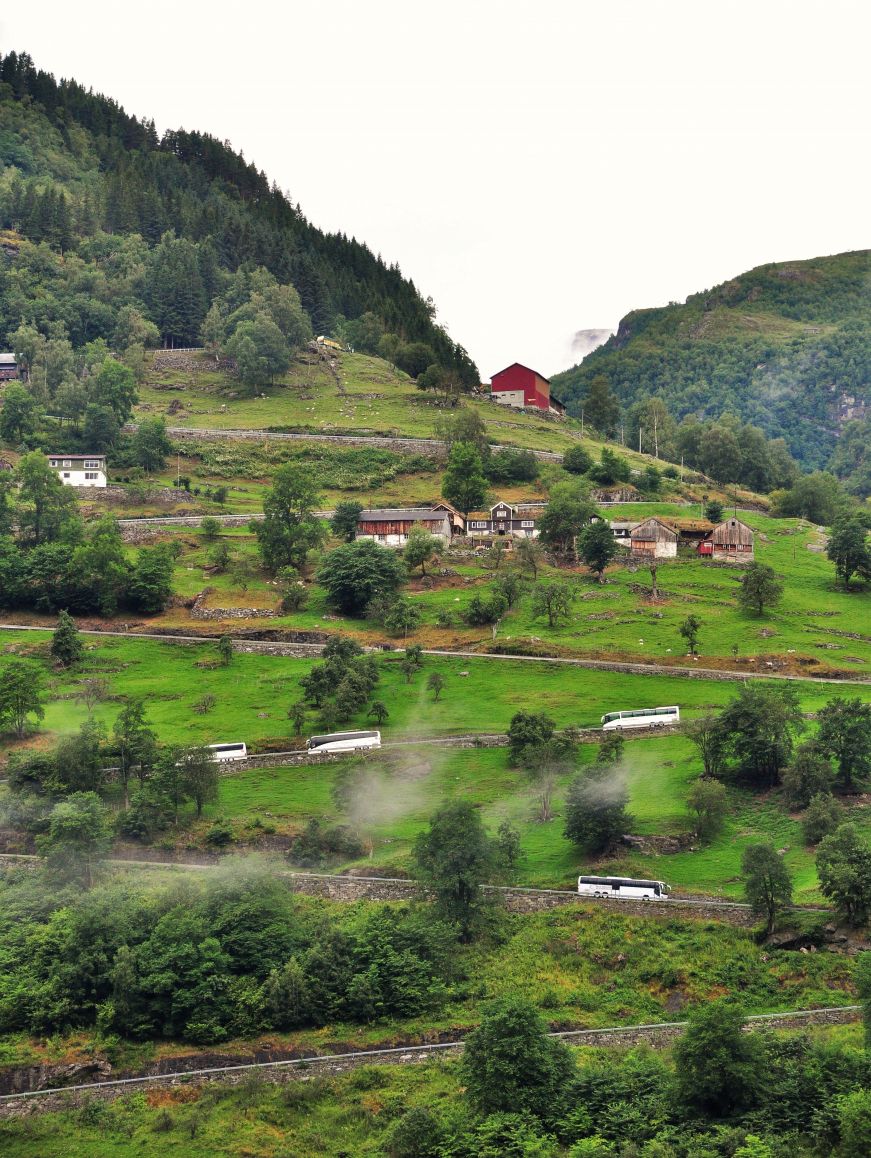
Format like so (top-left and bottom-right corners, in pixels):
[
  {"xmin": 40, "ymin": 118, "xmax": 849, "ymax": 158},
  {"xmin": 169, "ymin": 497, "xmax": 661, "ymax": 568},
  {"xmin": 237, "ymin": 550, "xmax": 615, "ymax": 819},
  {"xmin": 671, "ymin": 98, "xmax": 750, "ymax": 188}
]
[
  {"xmin": 430, "ymin": 500, "xmax": 466, "ymax": 534},
  {"xmin": 0, "ymin": 353, "xmax": 19, "ymax": 381},
  {"xmin": 356, "ymin": 507, "xmax": 452, "ymax": 547},
  {"xmin": 629, "ymin": 517, "xmax": 679, "ymax": 559},
  {"xmin": 704, "ymin": 517, "xmax": 755, "ymax": 561}
]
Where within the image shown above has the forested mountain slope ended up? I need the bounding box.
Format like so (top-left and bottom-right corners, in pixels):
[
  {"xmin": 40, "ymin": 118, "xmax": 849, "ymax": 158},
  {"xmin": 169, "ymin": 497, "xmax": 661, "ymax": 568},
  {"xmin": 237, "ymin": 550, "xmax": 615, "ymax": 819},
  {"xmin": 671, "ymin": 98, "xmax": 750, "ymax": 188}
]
[
  {"xmin": 0, "ymin": 50, "xmax": 477, "ymax": 381},
  {"xmin": 553, "ymin": 250, "xmax": 871, "ymax": 471}
]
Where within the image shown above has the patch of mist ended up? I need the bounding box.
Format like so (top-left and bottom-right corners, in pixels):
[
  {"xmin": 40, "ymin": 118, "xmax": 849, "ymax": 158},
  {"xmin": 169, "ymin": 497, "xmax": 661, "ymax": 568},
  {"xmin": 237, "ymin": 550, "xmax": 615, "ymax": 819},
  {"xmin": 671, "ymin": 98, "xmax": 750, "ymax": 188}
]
[
  {"xmin": 339, "ymin": 673, "xmax": 449, "ymax": 833},
  {"xmin": 583, "ymin": 760, "xmax": 630, "ymax": 805},
  {"xmin": 570, "ymin": 328, "xmax": 613, "ymax": 362}
]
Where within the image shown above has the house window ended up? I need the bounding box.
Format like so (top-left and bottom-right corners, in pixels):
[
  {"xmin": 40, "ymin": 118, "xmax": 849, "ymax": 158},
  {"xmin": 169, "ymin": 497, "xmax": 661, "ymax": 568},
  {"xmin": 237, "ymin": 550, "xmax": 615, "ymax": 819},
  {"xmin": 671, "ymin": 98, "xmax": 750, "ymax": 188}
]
[
  {"xmin": 521, "ymin": 520, "xmax": 534, "ymax": 528},
  {"xmin": 84, "ymin": 460, "xmax": 101, "ymax": 470},
  {"xmin": 62, "ymin": 473, "xmax": 71, "ymax": 479},
  {"xmin": 62, "ymin": 459, "xmax": 72, "ymax": 468},
  {"xmin": 50, "ymin": 460, "xmax": 59, "ymax": 467},
  {"xmin": 471, "ymin": 521, "xmax": 488, "ymax": 529},
  {"xmin": 85, "ymin": 472, "xmax": 98, "ymax": 480}
]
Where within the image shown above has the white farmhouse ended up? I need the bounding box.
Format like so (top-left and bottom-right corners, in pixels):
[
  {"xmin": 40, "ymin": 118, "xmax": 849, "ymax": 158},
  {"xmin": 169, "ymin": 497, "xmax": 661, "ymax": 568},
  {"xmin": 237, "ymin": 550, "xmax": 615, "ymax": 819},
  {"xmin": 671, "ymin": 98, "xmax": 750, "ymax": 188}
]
[{"xmin": 47, "ymin": 453, "xmax": 107, "ymax": 488}]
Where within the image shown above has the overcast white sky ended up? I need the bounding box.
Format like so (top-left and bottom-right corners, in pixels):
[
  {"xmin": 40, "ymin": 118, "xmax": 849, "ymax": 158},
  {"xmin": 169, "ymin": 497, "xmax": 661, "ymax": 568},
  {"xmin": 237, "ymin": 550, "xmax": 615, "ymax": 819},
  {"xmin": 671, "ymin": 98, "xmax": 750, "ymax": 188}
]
[{"xmin": 3, "ymin": 1, "xmax": 870, "ymax": 379}]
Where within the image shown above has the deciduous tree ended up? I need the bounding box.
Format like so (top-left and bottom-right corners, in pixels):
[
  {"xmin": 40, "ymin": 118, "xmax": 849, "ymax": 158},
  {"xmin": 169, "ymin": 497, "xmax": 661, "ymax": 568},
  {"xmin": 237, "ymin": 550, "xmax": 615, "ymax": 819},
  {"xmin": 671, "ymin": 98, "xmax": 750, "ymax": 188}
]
[
  {"xmin": 15, "ymin": 452, "xmax": 78, "ymax": 545},
  {"xmin": 131, "ymin": 417, "xmax": 172, "ymax": 472},
  {"xmin": 0, "ymin": 658, "xmax": 46, "ymax": 738},
  {"xmin": 802, "ymin": 793, "xmax": 843, "ymax": 845},
  {"xmin": 742, "ymin": 842, "xmax": 793, "ymax": 932},
  {"xmin": 530, "ymin": 581, "xmax": 575, "ymax": 628},
  {"xmin": 817, "ymin": 697, "xmax": 871, "ymax": 791},
  {"xmin": 179, "ymin": 745, "xmax": 219, "ymax": 818},
  {"xmin": 782, "ymin": 740, "xmax": 835, "ymax": 807},
  {"xmin": 537, "ymin": 483, "xmax": 595, "ymax": 555},
  {"xmin": 319, "ymin": 540, "xmax": 406, "ymax": 616},
  {"xmin": 37, "ymin": 792, "xmax": 112, "ymax": 887},
  {"xmin": 113, "ymin": 698, "xmax": 158, "ymax": 805},
  {"xmin": 564, "ymin": 765, "xmax": 631, "ymax": 853},
  {"xmin": 330, "ymin": 500, "xmax": 363, "ymax": 543},
  {"xmin": 826, "ymin": 515, "xmax": 870, "ymax": 589},
  {"xmin": 0, "ymin": 383, "xmax": 40, "ymax": 442},
  {"xmin": 562, "ymin": 444, "xmax": 593, "ymax": 475},
  {"xmin": 577, "ymin": 520, "xmax": 618, "ymax": 581},
  {"xmin": 403, "ymin": 525, "xmax": 439, "ymax": 576},
  {"xmin": 738, "ymin": 562, "xmax": 784, "ymax": 616},
  {"xmin": 687, "ymin": 777, "xmax": 728, "ymax": 841},
  {"xmin": 441, "ymin": 442, "xmax": 487, "ymax": 516},
  {"xmin": 816, "ymin": 824, "xmax": 871, "ymax": 926},
  {"xmin": 254, "ymin": 465, "xmax": 325, "ymax": 573},
  {"xmin": 412, "ymin": 800, "xmax": 508, "ymax": 941},
  {"xmin": 515, "ymin": 536, "xmax": 545, "ymax": 580},
  {"xmin": 715, "ymin": 684, "xmax": 804, "ymax": 789},
  {"xmin": 673, "ymin": 1001, "xmax": 761, "ymax": 1115},
  {"xmin": 461, "ymin": 997, "xmax": 575, "ymax": 1122},
  {"xmin": 679, "ymin": 614, "xmax": 702, "ymax": 656}
]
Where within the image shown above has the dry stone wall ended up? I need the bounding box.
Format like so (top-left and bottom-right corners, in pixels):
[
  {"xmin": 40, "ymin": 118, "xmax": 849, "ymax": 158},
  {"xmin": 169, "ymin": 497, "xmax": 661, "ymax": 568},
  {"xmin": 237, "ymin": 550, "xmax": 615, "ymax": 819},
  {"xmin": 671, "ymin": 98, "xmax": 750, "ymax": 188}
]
[
  {"xmin": 132, "ymin": 424, "xmax": 565, "ymax": 462},
  {"xmin": 282, "ymin": 873, "xmax": 757, "ymax": 926},
  {"xmin": 0, "ymin": 1006, "xmax": 858, "ymax": 1118}
]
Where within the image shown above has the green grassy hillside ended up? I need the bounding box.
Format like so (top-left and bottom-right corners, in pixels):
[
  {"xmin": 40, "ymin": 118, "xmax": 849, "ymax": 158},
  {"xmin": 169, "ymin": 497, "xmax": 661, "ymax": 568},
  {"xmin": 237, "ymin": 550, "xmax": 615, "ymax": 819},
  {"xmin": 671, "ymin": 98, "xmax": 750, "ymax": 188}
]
[
  {"xmin": 3, "ymin": 630, "xmax": 871, "ymax": 897},
  {"xmin": 135, "ymin": 347, "xmax": 584, "ymax": 450},
  {"xmin": 553, "ymin": 249, "xmax": 871, "ymax": 469}
]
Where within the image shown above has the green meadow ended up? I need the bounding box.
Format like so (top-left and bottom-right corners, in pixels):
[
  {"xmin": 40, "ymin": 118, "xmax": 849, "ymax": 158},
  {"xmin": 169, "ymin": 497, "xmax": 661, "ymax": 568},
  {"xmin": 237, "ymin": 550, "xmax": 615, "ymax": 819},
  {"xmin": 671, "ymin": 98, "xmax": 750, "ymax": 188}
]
[
  {"xmin": 3, "ymin": 631, "xmax": 870, "ymax": 898},
  {"xmin": 136, "ymin": 349, "xmax": 589, "ymax": 452},
  {"xmin": 2, "ymin": 629, "xmax": 866, "ymax": 751},
  {"xmin": 102, "ymin": 503, "xmax": 871, "ymax": 673}
]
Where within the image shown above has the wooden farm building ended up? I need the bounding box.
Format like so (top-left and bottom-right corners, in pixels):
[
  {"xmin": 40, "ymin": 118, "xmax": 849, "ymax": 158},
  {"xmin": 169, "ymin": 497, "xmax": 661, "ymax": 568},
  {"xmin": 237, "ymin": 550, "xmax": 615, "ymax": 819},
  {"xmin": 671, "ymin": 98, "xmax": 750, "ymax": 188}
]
[
  {"xmin": 667, "ymin": 517, "xmax": 713, "ymax": 543},
  {"xmin": 0, "ymin": 353, "xmax": 19, "ymax": 381},
  {"xmin": 356, "ymin": 507, "xmax": 453, "ymax": 547},
  {"xmin": 490, "ymin": 363, "xmax": 566, "ymax": 415},
  {"xmin": 699, "ymin": 517, "xmax": 755, "ymax": 561},
  {"xmin": 466, "ymin": 500, "xmax": 540, "ymax": 539},
  {"xmin": 629, "ymin": 517, "xmax": 678, "ymax": 559},
  {"xmin": 430, "ymin": 500, "xmax": 466, "ymax": 534}
]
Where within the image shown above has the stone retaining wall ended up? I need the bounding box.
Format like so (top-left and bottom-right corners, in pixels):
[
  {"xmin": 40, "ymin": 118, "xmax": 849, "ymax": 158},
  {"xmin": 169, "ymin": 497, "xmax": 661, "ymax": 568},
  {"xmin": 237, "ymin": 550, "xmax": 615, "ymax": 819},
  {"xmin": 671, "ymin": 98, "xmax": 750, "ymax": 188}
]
[
  {"xmin": 0, "ymin": 1007, "xmax": 857, "ymax": 1118},
  {"xmin": 190, "ymin": 591, "xmax": 276, "ymax": 621},
  {"xmin": 140, "ymin": 425, "xmax": 565, "ymax": 462},
  {"xmin": 282, "ymin": 873, "xmax": 757, "ymax": 926}
]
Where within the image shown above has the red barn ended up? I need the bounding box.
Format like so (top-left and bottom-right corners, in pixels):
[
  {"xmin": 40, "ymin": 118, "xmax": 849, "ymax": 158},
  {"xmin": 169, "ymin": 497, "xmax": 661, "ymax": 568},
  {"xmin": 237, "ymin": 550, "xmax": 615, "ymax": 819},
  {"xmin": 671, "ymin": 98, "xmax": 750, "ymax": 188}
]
[{"xmin": 490, "ymin": 363, "xmax": 564, "ymax": 415}]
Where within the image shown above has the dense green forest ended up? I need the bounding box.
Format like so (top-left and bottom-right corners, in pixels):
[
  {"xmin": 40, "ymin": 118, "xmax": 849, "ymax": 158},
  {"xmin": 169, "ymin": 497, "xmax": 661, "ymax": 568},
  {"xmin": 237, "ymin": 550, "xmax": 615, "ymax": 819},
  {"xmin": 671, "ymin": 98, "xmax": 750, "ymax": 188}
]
[
  {"xmin": 0, "ymin": 51, "xmax": 477, "ymax": 382},
  {"xmin": 552, "ymin": 251, "xmax": 871, "ymax": 474}
]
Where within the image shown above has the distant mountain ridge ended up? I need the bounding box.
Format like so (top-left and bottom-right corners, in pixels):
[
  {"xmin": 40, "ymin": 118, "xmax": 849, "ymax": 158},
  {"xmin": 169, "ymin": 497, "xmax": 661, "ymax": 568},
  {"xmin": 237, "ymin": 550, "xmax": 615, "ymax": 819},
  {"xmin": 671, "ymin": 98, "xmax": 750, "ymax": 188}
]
[{"xmin": 552, "ymin": 250, "xmax": 871, "ymax": 468}]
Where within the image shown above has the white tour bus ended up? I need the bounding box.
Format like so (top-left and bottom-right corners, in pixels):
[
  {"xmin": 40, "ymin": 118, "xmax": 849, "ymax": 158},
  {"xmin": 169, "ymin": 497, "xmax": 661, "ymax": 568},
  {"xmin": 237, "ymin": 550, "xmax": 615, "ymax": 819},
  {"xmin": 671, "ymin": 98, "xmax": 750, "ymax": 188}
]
[
  {"xmin": 601, "ymin": 705, "xmax": 680, "ymax": 731},
  {"xmin": 578, "ymin": 875, "xmax": 671, "ymax": 900},
  {"xmin": 207, "ymin": 742, "xmax": 248, "ymax": 763},
  {"xmin": 307, "ymin": 730, "xmax": 382, "ymax": 754}
]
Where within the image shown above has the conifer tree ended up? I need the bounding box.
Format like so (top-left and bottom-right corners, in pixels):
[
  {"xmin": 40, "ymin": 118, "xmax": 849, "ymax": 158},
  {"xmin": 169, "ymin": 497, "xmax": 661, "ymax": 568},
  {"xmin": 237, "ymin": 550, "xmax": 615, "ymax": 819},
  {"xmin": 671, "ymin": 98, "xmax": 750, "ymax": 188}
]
[{"xmin": 50, "ymin": 610, "xmax": 84, "ymax": 667}]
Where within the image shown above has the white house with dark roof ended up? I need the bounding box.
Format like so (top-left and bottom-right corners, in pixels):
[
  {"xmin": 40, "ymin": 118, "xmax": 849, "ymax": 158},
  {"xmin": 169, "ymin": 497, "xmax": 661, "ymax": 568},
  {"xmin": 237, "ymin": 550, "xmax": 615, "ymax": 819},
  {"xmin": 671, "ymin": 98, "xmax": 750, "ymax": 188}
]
[{"xmin": 48, "ymin": 454, "xmax": 107, "ymax": 488}]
